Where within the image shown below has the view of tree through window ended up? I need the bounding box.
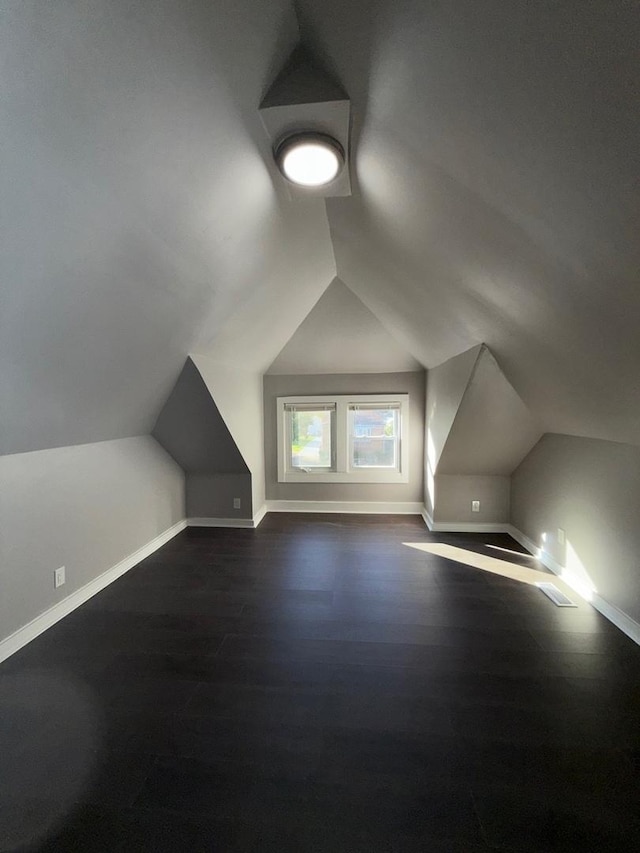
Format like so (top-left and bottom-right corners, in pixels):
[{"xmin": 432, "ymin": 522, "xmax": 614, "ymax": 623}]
[
  {"xmin": 290, "ymin": 409, "xmax": 333, "ymax": 469},
  {"xmin": 351, "ymin": 407, "xmax": 398, "ymax": 468}
]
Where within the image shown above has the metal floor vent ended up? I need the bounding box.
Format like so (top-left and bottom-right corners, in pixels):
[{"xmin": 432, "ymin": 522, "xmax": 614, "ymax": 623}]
[{"xmin": 535, "ymin": 582, "xmax": 577, "ymax": 607}]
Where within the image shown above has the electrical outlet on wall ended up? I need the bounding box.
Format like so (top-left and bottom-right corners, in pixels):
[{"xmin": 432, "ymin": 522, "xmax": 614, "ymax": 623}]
[
  {"xmin": 557, "ymin": 528, "xmax": 565, "ymax": 545},
  {"xmin": 54, "ymin": 566, "xmax": 66, "ymax": 589},
  {"xmin": 471, "ymin": 500, "xmax": 480, "ymax": 513},
  {"xmin": 233, "ymin": 498, "xmax": 241, "ymax": 510}
]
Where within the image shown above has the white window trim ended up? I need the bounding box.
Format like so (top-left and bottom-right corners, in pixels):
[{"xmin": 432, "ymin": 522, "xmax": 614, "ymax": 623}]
[{"xmin": 277, "ymin": 394, "xmax": 410, "ymax": 484}]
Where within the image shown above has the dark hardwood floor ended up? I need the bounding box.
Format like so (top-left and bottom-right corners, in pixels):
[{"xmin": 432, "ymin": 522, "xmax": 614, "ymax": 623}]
[{"xmin": 2, "ymin": 514, "xmax": 640, "ymax": 852}]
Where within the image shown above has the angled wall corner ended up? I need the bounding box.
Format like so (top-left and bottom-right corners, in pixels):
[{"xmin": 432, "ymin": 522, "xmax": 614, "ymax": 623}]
[
  {"xmin": 190, "ymin": 354, "xmax": 266, "ymax": 518},
  {"xmin": 425, "ymin": 344, "xmax": 541, "ymax": 524},
  {"xmin": 152, "ymin": 357, "xmax": 252, "ymax": 519},
  {"xmin": 424, "ymin": 344, "xmax": 481, "ymax": 518},
  {"xmin": 426, "ymin": 345, "xmax": 482, "ymax": 473},
  {"xmin": 267, "ymin": 277, "xmax": 423, "ymax": 375},
  {"xmin": 438, "ymin": 345, "xmax": 542, "ymax": 476}
]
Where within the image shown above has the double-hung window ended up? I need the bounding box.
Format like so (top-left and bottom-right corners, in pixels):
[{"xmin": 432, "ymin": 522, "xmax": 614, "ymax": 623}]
[
  {"xmin": 284, "ymin": 402, "xmax": 336, "ymax": 473},
  {"xmin": 277, "ymin": 394, "xmax": 409, "ymax": 483}
]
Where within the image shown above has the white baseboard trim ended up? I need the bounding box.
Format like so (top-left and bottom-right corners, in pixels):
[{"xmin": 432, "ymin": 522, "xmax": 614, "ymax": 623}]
[
  {"xmin": 187, "ymin": 508, "xmax": 267, "ymax": 529},
  {"xmin": 421, "ymin": 507, "xmax": 511, "ymax": 533},
  {"xmin": 188, "ymin": 517, "xmax": 256, "ymax": 529},
  {"xmin": 264, "ymin": 500, "xmax": 423, "ymax": 515},
  {"xmin": 590, "ymin": 596, "xmax": 640, "ymax": 647},
  {"xmin": 506, "ymin": 524, "xmax": 540, "ymax": 557},
  {"xmin": 508, "ymin": 524, "xmax": 640, "ymax": 647},
  {"xmin": 429, "ymin": 521, "xmax": 511, "ymax": 533},
  {"xmin": 421, "ymin": 506, "xmax": 434, "ymax": 529},
  {"xmin": 0, "ymin": 519, "xmax": 187, "ymax": 665},
  {"xmin": 252, "ymin": 504, "xmax": 268, "ymax": 528}
]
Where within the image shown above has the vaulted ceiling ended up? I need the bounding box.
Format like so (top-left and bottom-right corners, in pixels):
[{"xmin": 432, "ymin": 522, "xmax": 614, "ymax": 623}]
[{"xmin": 2, "ymin": 0, "xmax": 638, "ymax": 456}]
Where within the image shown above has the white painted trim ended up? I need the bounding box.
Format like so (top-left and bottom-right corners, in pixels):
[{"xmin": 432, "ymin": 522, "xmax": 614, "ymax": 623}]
[
  {"xmin": 252, "ymin": 504, "xmax": 268, "ymax": 528},
  {"xmin": 429, "ymin": 521, "xmax": 511, "ymax": 533},
  {"xmin": 265, "ymin": 500, "xmax": 423, "ymax": 515},
  {"xmin": 277, "ymin": 394, "xmax": 410, "ymax": 485},
  {"xmin": 508, "ymin": 524, "xmax": 640, "ymax": 647},
  {"xmin": 591, "ymin": 596, "xmax": 640, "ymax": 647},
  {"xmin": 0, "ymin": 519, "xmax": 187, "ymax": 665},
  {"xmin": 420, "ymin": 506, "xmax": 512, "ymax": 533},
  {"xmin": 506, "ymin": 524, "xmax": 540, "ymax": 557},
  {"xmin": 188, "ymin": 517, "xmax": 257, "ymax": 528},
  {"xmin": 421, "ymin": 506, "xmax": 434, "ymax": 530}
]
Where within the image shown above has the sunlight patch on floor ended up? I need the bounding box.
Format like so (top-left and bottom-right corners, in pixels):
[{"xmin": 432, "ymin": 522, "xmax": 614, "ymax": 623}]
[
  {"xmin": 485, "ymin": 544, "xmax": 538, "ymax": 560},
  {"xmin": 403, "ymin": 542, "xmax": 583, "ymax": 600}
]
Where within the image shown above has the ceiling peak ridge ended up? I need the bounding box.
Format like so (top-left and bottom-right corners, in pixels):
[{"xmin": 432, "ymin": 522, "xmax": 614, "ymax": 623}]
[
  {"xmin": 266, "ymin": 277, "xmax": 423, "ymax": 375},
  {"xmin": 331, "ymin": 275, "xmax": 429, "ymax": 370}
]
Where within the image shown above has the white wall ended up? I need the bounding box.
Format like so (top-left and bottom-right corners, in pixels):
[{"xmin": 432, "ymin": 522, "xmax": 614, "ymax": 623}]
[
  {"xmin": 264, "ymin": 372, "xmax": 425, "ymax": 504},
  {"xmin": 511, "ymin": 434, "xmax": 640, "ymax": 625},
  {"xmin": 192, "ymin": 355, "xmax": 266, "ymax": 516},
  {"xmin": 0, "ymin": 437, "xmax": 185, "ymax": 642}
]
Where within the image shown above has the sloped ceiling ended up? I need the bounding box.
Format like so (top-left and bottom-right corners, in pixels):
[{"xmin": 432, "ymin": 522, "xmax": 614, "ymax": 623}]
[
  {"xmin": 3, "ymin": 1, "xmax": 639, "ymax": 456},
  {"xmin": 297, "ymin": 0, "xmax": 640, "ymax": 445},
  {"xmin": 1, "ymin": 0, "xmax": 334, "ymax": 455},
  {"xmin": 267, "ymin": 277, "xmax": 422, "ymax": 374}
]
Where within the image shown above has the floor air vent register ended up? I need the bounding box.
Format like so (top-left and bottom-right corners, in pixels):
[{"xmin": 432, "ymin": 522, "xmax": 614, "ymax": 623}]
[{"xmin": 535, "ymin": 582, "xmax": 577, "ymax": 607}]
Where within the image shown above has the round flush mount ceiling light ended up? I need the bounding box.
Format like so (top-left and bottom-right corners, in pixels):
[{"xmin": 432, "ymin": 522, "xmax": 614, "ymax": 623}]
[{"xmin": 275, "ymin": 132, "xmax": 344, "ymax": 187}]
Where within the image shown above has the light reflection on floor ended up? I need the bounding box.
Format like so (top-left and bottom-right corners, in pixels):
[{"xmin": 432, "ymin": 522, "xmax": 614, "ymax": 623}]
[
  {"xmin": 403, "ymin": 542, "xmax": 583, "ymax": 600},
  {"xmin": 485, "ymin": 544, "xmax": 538, "ymax": 560}
]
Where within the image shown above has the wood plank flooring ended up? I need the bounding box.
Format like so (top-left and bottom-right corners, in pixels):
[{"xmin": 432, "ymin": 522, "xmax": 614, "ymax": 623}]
[{"xmin": 1, "ymin": 513, "xmax": 640, "ymax": 851}]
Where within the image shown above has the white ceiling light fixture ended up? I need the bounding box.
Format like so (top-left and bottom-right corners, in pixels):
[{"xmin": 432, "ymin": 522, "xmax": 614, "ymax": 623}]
[{"xmin": 275, "ymin": 132, "xmax": 345, "ymax": 188}]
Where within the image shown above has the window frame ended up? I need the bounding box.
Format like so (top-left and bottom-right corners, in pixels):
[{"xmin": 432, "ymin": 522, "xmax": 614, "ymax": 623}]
[
  {"xmin": 277, "ymin": 394, "xmax": 410, "ymax": 484},
  {"xmin": 284, "ymin": 402, "xmax": 336, "ymax": 474}
]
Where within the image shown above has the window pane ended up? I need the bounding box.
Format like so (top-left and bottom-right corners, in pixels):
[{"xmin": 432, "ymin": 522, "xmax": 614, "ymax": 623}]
[
  {"xmin": 290, "ymin": 409, "xmax": 333, "ymax": 469},
  {"xmin": 351, "ymin": 408, "xmax": 399, "ymax": 468}
]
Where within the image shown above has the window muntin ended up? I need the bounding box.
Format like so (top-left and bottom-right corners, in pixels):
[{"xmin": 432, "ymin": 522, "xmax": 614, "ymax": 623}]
[{"xmin": 277, "ymin": 395, "xmax": 409, "ymax": 484}]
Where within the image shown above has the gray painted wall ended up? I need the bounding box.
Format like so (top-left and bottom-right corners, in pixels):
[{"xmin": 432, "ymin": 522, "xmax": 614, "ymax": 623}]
[
  {"xmin": 511, "ymin": 434, "xmax": 640, "ymax": 625},
  {"xmin": 0, "ymin": 437, "xmax": 185, "ymax": 643},
  {"xmin": 437, "ymin": 347, "xmax": 541, "ymax": 475},
  {"xmin": 193, "ymin": 356, "xmax": 266, "ymax": 517},
  {"xmin": 187, "ymin": 473, "xmax": 252, "ymax": 519},
  {"xmin": 152, "ymin": 357, "xmax": 252, "ymax": 520},
  {"xmin": 264, "ymin": 372, "xmax": 425, "ymax": 503},
  {"xmin": 426, "ymin": 345, "xmax": 480, "ymax": 472},
  {"xmin": 425, "ymin": 344, "xmax": 539, "ymax": 522},
  {"xmin": 152, "ymin": 358, "xmax": 249, "ymax": 474},
  {"xmin": 435, "ymin": 475, "xmax": 510, "ymax": 523}
]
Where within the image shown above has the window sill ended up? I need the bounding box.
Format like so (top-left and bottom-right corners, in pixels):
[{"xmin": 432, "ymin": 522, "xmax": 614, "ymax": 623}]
[{"xmin": 279, "ymin": 470, "xmax": 409, "ymax": 484}]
